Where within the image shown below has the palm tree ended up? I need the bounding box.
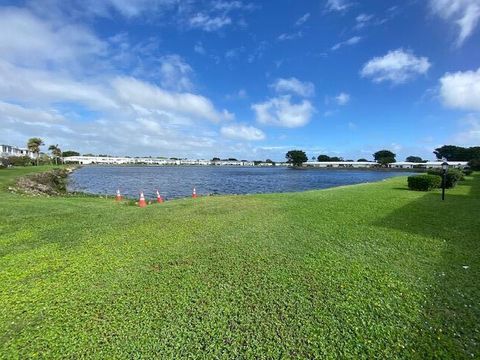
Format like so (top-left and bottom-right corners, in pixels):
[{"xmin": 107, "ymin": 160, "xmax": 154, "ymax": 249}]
[
  {"xmin": 48, "ymin": 144, "xmax": 62, "ymax": 165},
  {"xmin": 27, "ymin": 138, "xmax": 44, "ymax": 166}
]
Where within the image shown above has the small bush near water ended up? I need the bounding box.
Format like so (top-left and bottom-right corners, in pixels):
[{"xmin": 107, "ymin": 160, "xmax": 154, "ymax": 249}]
[
  {"xmin": 427, "ymin": 168, "xmax": 464, "ymax": 189},
  {"xmin": 408, "ymin": 174, "xmax": 442, "ymax": 191},
  {"xmin": 463, "ymin": 168, "xmax": 473, "ymax": 176}
]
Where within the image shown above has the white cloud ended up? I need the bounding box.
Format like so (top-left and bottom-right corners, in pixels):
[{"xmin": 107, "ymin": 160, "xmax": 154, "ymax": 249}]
[
  {"xmin": 295, "ymin": 13, "xmax": 311, "ymax": 26},
  {"xmin": 112, "ymin": 77, "xmax": 229, "ymax": 122},
  {"xmin": 355, "ymin": 13, "xmax": 374, "ymax": 29},
  {"xmin": 335, "ymin": 92, "xmax": 351, "ymax": 105},
  {"xmin": 331, "ymin": 36, "xmax": 362, "ymax": 51},
  {"xmin": 439, "ymin": 67, "xmax": 480, "ymax": 111},
  {"xmin": 270, "ymin": 77, "xmax": 315, "ymax": 97},
  {"xmin": 429, "ymin": 0, "xmax": 480, "ymax": 46},
  {"xmin": 252, "ymin": 95, "xmax": 315, "ymax": 128},
  {"xmin": 360, "ymin": 49, "xmax": 431, "ymax": 84},
  {"xmin": 325, "ymin": 0, "xmax": 352, "ymax": 12},
  {"xmin": 0, "ymin": 7, "xmax": 107, "ymax": 68},
  {"xmin": 189, "ymin": 13, "xmax": 232, "ymax": 31},
  {"xmin": 159, "ymin": 55, "xmax": 194, "ymax": 92},
  {"xmin": 220, "ymin": 124, "xmax": 266, "ymax": 141},
  {"xmin": 277, "ymin": 31, "xmax": 303, "ymax": 41},
  {"xmin": 0, "ymin": 60, "xmax": 119, "ymax": 110}
]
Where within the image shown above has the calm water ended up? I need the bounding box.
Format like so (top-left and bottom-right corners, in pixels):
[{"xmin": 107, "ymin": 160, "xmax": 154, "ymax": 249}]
[{"xmin": 68, "ymin": 166, "xmax": 412, "ymax": 200}]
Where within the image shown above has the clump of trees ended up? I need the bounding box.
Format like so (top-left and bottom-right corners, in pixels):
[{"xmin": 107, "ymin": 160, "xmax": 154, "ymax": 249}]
[
  {"xmin": 62, "ymin": 151, "xmax": 80, "ymax": 157},
  {"xmin": 373, "ymin": 150, "xmax": 396, "ymax": 166},
  {"xmin": 434, "ymin": 145, "xmax": 480, "ymax": 161},
  {"xmin": 406, "ymin": 156, "xmax": 426, "ymax": 163},
  {"xmin": 317, "ymin": 155, "xmax": 343, "ymax": 162},
  {"xmin": 286, "ymin": 150, "xmax": 308, "ymax": 167},
  {"xmin": 468, "ymin": 158, "xmax": 480, "ymax": 171}
]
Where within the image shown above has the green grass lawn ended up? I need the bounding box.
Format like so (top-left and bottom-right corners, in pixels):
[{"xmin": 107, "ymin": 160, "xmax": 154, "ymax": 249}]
[{"xmin": 1, "ymin": 167, "xmax": 479, "ymax": 358}]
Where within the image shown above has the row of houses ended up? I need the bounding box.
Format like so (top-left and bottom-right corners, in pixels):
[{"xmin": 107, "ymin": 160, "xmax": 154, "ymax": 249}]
[
  {"xmin": 63, "ymin": 156, "xmax": 262, "ymax": 166},
  {"xmin": 63, "ymin": 156, "xmax": 468, "ymax": 169},
  {"xmin": 1, "ymin": 144, "xmax": 468, "ymax": 169},
  {"xmin": 305, "ymin": 161, "xmax": 468, "ymax": 169},
  {"xmin": 0, "ymin": 144, "xmax": 35, "ymax": 158}
]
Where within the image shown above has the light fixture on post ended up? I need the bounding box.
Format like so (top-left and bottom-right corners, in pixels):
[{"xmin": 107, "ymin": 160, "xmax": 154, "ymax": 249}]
[{"xmin": 441, "ymin": 161, "xmax": 449, "ymax": 201}]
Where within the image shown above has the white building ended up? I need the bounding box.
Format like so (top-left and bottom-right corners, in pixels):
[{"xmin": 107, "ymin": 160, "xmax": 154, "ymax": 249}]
[
  {"xmin": 305, "ymin": 161, "xmax": 468, "ymax": 169},
  {"xmin": 63, "ymin": 156, "xmax": 255, "ymax": 166},
  {"xmin": 0, "ymin": 144, "xmax": 35, "ymax": 158},
  {"xmin": 389, "ymin": 161, "xmax": 468, "ymax": 169}
]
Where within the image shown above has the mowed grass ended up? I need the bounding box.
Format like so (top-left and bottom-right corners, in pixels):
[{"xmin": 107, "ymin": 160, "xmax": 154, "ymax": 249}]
[{"xmin": 0, "ymin": 167, "xmax": 479, "ymax": 358}]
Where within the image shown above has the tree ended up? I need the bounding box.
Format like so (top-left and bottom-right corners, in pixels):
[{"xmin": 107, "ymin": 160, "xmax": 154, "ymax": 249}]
[
  {"xmin": 27, "ymin": 137, "xmax": 44, "ymax": 166},
  {"xmin": 330, "ymin": 156, "xmax": 343, "ymax": 162},
  {"xmin": 468, "ymin": 158, "xmax": 480, "ymax": 171},
  {"xmin": 317, "ymin": 155, "xmax": 331, "ymax": 162},
  {"xmin": 406, "ymin": 156, "xmax": 425, "ymax": 163},
  {"xmin": 434, "ymin": 145, "xmax": 480, "ymax": 161},
  {"xmin": 285, "ymin": 150, "xmax": 307, "ymax": 167},
  {"xmin": 48, "ymin": 144, "xmax": 62, "ymax": 165},
  {"xmin": 211, "ymin": 157, "xmax": 221, "ymax": 161},
  {"xmin": 373, "ymin": 150, "xmax": 396, "ymax": 166},
  {"xmin": 62, "ymin": 151, "xmax": 80, "ymax": 157},
  {"xmin": 265, "ymin": 159, "xmax": 273, "ymax": 163},
  {"xmin": 357, "ymin": 158, "xmax": 369, "ymax": 162}
]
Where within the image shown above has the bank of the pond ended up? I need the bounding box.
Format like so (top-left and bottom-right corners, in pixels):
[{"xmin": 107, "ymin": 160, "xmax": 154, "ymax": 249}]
[{"xmin": 0, "ymin": 166, "xmax": 479, "ymax": 358}]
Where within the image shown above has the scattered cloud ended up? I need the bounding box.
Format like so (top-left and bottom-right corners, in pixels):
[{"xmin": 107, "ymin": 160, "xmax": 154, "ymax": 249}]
[
  {"xmin": 158, "ymin": 55, "xmax": 194, "ymax": 92},
  {"xmin": 295, "ymin": 13, "xmax": 311, "ymax": 26},
  {"xmin": 439, "ymin": 67, "xmax": 480, "ymax": 111},
  {"xmin": 194, "ymin": 42, "xmax": 206, "ymax": 55},
  {"xmin": 354, "ymin": 13, "xmax": 374, "ymax": 29},
  {"xmin": 226, "ymin": 89, "xmax": 248, "ymax": 100},
  {"xmin": 331, "ymin": 36, "xmax": 362, "ymax": 51},
  {"xmin": 220, "ymin": 124, "xmax": 266, "ymax": 141},
  {"xmin": 360, "ymin": 49, "xmax": 431, "ymax": 85},
  {"xmin": 325, "ymin": 0, "xmax": 352, "ymax": 12},
  {"xmin": 252, "ymin": 95, "xmax": 315, "ymax": 128},
  {"xmin": 452, "ymin": 114, "xmax": 480, "ymax": 145},
  {"xmin": 429, "ymin": 0, "xmax": 480, "ymax": 46},
  {"xmin": 335, "ymin": 92, "xmax": 351, "ymax": 105},
  {"xmin": 277, "ymin": 31, "xmax": 303, "ymax": 41},
  {"xmin": 270, "ymin": 77, "xmax": 315, "ymax": 97},
  {"xmin": 188, "ymin": 13, "xmax": 232, "ymax": 31}
]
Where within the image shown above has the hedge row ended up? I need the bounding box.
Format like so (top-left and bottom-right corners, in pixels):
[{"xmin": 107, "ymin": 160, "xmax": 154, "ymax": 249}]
[{"xmin": 408, "ymin": 174, "xmax": 442, "ymax": 191}]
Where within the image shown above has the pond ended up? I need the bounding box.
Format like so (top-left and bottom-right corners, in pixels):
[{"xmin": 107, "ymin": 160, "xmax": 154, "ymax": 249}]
[{"xmin": 68, "ymin": 165, "xmax": 412, "ymax": 200}]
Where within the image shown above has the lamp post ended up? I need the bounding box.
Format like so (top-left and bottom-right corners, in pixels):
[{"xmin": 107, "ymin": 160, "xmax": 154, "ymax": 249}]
[{"xmin": 441, "ymin": 161, "xmax": 449, "ymax": 201}]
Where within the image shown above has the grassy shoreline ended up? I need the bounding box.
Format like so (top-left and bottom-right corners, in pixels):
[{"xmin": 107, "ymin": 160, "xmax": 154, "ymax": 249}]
[{"xmin": 0, "ymin": 166, "xmax": 479, "ymax": 358}]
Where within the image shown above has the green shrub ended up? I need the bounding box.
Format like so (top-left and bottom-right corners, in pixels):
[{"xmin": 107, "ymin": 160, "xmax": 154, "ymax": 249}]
[
  {"xmin": 468, "ymin": 158, "xmax": 480, "ymax": 171},
  {"xmin": 427, "ymin": 168, "xmax": 464, "ymax": 188},
  {"xmin": 408, "ymin": 174, "xmax": 442, "ymax": 191},
  {"xmin": 463, "ymin": 168, "xmax": 473, "ymax": 176},
  {"xmin": 7, "ymin": 156, "xmax": 34, "ymax": 167}
]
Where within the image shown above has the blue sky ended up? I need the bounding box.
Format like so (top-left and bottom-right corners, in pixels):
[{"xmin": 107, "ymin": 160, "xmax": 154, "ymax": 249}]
[{"xmin": 0, "ymin": 0, "xmax": 479, "ymax": 161}]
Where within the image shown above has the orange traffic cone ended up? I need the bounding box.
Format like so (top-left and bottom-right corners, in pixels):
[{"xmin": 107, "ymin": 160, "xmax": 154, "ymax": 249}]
[
  {"xmin": 115, "ymin": 189, "xmax": 122, "ymax": 201},
  {"xmin": 192, "ymin": 187, "xmax": 197, "ymax": 198},
  {"xmin": 156, "ymin": 190, "xmax": 163, "ymax": 203},
  {"xmin": 139, "ymin": 192, "xmax": 147, "ymax": 207}
]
